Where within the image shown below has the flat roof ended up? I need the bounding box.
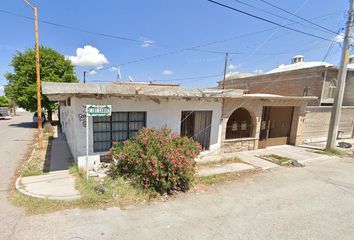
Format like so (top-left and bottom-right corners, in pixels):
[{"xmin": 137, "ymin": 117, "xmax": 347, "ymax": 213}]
[
  {"xmin": 42, "ymin": 82, "xmax": 245, "ymax": 100},
  {"xmin": 42, "ymin": 82, "xmax": 317, "ymax": 102}
]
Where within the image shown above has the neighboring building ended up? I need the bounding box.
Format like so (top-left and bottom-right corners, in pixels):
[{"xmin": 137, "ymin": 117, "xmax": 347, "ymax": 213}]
[
  {"xmin": 218, "ymin": 55, "xmax": 354, "ymax": 106},
  {"xmin": 42, "ymin": 82, "xmax": 315, "ymax": 161}
]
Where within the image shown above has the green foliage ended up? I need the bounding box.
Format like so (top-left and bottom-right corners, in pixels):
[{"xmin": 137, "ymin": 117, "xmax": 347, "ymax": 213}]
[
  {"xmin": 111, "ymin": 128, "xmax": 201, "ymax": 194},
  {"xmin": 4, "ymin": 46, "xmax": 78, "ymax": 113},
  {"xmin": 0, "ymin": 96, "xmax": 9, "ymax": 107},
  {"xmin": 315, "ymin": 149, "xmax": 345, "ymax": 156}
]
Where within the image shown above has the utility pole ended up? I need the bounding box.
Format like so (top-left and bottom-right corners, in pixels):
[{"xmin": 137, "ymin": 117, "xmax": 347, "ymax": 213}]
[
  {"xmin": 326, "ymin": 0, "xmax": 354, "ymax": 149},
  {"xmin": 222, "ymin": 52, "xmax": 229, "ymax": 89},
  {"xmin": 83, "ymin": 71, "xmax": 87, "ymax": 84},
  {"xmin": 24, "ymin": 0, "xmax": 43, "ymax": 147}
]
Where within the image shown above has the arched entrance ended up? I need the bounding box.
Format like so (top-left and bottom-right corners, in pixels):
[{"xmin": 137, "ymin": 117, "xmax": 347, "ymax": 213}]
[{"xmin": 226, "ymin": 108, "xmax": 254, "ymax": 139}]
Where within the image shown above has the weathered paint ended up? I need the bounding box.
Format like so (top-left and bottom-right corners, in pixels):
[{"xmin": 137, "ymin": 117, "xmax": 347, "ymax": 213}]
[{"xmin": 60, "ymin": 95, "xmax": 223, "ymax": 160}]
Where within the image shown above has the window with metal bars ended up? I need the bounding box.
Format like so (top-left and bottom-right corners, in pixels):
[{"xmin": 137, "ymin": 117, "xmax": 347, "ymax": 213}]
[{"xmin": 93, "ymin": 112, "xmax": 146, "ymax": 152}]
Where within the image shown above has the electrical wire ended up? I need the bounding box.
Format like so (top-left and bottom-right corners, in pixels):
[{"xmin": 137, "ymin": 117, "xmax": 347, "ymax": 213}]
[
  {"xmin": 232, "ymin": 0, "xmax": 334, "ymax": 35},
  {"xmin": 257, "ymin": 0, "xmax": 339, "ymax": 35},
  {"xmin": 207, "ymin": 0, "xmax": 334, "ymax": 42}
]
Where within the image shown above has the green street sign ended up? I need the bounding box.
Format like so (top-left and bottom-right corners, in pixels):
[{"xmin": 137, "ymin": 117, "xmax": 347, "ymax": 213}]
[{"xmin": 86, "ymin": 105, "xmax": 112, "ymax": 116}]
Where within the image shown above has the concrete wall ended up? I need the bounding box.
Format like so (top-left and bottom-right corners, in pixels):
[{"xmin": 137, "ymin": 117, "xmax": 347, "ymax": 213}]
[
  {"xmin": 67, "ymin": 95, "xmax": 223, "ymax": 159},
  {"xmin": 344, "ymin": 70, "xmax": 354, "ymax": 106},
  {"xmin": 303, "ymin": 106, "xmax": 354, "ymax": 143},
  {"xmin": 59, "ymin": 99, "xmax": 79, "ymax": 160}
]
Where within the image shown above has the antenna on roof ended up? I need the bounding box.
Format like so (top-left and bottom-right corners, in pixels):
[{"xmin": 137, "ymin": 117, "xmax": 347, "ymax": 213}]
[{"xmin": 115, "ymin": 67, "xmax": 122, "ymax": 82}]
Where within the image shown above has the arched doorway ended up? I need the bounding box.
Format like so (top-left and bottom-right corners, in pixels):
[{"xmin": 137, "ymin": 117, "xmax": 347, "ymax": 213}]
[{"xmin": 226, "ymin": 108, "xmax": 254, "ymax": 139}]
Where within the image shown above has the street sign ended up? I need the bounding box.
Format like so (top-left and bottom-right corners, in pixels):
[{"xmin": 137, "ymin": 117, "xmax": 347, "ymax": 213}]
[
  {"xmin": 86, "ymin": 105, "xmax": 112, "ymax": 117},
  {"xmin": 85, "ymin": 104, "xmax": 112, "ymax": 181}
]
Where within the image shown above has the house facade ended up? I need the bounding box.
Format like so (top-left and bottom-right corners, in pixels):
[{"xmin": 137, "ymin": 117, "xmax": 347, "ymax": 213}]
[
  {"xmin": 42, "ymin": 82, "xmax": 315, "ymax": 161},
  {"xmin": 219, "ymin": 55, "xmax": 354, "ymax": 106}
]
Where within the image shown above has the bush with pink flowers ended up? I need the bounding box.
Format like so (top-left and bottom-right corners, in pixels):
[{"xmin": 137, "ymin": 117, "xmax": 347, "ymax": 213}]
[{"xmin": 111, "ymin": 128, "xmax": 201, "ymax": 194}]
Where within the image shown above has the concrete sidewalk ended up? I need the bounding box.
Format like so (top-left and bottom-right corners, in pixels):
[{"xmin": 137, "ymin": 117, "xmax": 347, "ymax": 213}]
[
  {"xmin": 49, "ymin": 130, "xmax": 73, "ymax": 172},
  {"xmin": 16, "ymin": 126, "xmax": 80, "ymax": 201},
  {"xmin": 16, "ymin": 170, "xmax": 80, "ymax": 200},
  {"xmin": 197, "ymin": 145, "xmax": 338, "ymax": 172}
]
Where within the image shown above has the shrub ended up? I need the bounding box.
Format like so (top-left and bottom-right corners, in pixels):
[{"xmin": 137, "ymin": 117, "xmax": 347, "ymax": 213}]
[{"xmin": 111, "ymin": 128, "xmax": 201, "ymax": 194}]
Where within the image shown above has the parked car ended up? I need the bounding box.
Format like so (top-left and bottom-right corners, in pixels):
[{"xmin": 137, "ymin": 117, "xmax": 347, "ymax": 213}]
[
  {"xmin": 33, "ymin": 111, "xmax": 46, "ymax": 123},
  {"xmin": 0, "ymin": 107, "xmax": 10, "ymax": 119}
]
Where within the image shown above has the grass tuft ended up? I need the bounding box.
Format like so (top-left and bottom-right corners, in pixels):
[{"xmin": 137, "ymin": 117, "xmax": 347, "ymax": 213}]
[{"xmin": 314, "ymin": 149, "xmax": 345, "ymax": 157}]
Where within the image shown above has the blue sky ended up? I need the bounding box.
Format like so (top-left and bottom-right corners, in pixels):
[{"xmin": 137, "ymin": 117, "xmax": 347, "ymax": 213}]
[{"xmin": 0, "ymin": 0, "xmax": 349, "ymax": 95}]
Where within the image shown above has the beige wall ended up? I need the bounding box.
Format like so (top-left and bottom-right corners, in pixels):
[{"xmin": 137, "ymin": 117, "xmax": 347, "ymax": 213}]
[
  {"xmin": 221, "ymin": 98, "xmax": 307, "ymax": 153},
  {"xmin": 303, "ymin": 106, "xmax": 354, "ymax": 143}
]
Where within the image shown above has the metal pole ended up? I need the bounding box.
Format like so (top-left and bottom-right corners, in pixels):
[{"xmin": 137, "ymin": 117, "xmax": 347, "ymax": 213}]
[
  {"xmin": 86, "ymin": 111, "xmax": 89, "ymax": 181},
  {"xmin": 83, "ymin": 71, "xmax": 86, "ymax": 84},
  {"xmin": 326, "ymin": 0, "xmax": 354, "ymax": 149},
  {"xmin": 222, "ymin": 52, "xmax": 229, "ymax": 89}
]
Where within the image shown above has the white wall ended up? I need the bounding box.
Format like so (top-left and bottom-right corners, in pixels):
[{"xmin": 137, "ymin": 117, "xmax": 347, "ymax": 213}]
[
  {"xmin": 59, "ymin": 100, "xmax": 79, "ymax": 159},
  {"xmin": 67, "ymin": 95, "xmax": 222, "ymax": 159}
]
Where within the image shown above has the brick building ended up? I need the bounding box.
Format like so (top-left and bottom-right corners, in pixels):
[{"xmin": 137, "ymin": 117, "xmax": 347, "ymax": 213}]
[{"xmin": 219, "ymin": 55, "xmax": 354, "ymax": 106}]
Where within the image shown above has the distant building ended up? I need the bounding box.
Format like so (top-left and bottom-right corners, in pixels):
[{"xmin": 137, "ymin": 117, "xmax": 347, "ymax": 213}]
[{"xmin": 219, "ymin": 55, "xmax": 354, "ymax": 106}]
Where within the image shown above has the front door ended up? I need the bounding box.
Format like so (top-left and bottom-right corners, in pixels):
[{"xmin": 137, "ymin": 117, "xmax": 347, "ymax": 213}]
[{"xmin": 259, "ymin": 106, "xmax": 294, "ymax": 148}]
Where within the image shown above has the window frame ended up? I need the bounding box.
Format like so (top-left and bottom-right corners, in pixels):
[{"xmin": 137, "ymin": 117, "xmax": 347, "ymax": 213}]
[{"xmin": 92, "ymin": 111, "xmax": 146, "ymax": 152}]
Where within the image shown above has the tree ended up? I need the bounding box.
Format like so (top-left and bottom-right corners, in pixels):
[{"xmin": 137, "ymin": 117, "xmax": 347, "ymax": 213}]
[
  {"xmin": 5, "ymin": 46, "xmax": 78, "ymax": 121},
  {"xmin": 0, "ymin": 96, "xmax": 9, "ymax": 107}
]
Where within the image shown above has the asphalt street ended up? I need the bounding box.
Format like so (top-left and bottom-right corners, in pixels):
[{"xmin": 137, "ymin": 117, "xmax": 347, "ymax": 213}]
[{"xmin": 0, "ymin": 112, "xmax": 35, "ymax": 240}]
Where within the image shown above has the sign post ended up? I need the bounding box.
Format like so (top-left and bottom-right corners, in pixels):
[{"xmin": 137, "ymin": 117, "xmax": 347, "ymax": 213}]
[{"xmin": 85, "ymin": 105, "xmax": 112, "ymax": 181}]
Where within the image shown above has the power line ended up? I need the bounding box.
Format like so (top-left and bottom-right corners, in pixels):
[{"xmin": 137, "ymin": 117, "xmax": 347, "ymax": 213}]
[
  {"xmin": 207, "ymin": 0, "xmax": 334, "ymax": 42},
  {"xmin": 257, "ymin": 0, "xmax": 339, "ymax": 35},
  {"xmin": 0, "ymin": 7, "xmax": 344, "ymax": 72},
  {"xmin": 153, "ymin": 73, "xmax": 223, "ymax": 82},
  {"xmin": 87, "ymin": 73, "xmax": 223, "ymax": 83},
  {"xmin": 232, "ymin": 0, "xmax": 334, "ymax": 35},
  {"xmin": 0, "ymin": 8, "xmax": 343, "ymax": 55}
]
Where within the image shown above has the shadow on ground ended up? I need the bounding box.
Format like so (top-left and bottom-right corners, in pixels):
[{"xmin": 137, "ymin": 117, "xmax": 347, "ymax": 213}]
[{"xmin": 9, "ymin": 122, "xmax": 37, "ymax": 128}]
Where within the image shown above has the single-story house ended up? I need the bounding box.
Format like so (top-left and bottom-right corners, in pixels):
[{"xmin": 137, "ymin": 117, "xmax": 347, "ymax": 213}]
[{"xmin": 42, "ymin": 82, "xmax": 316, "ymax": 161}]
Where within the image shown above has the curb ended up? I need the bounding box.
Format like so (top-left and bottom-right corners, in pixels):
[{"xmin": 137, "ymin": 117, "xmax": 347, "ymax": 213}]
[{"xmin": 15, "ymin": 176, "xmax": 80, "ymax": 201}]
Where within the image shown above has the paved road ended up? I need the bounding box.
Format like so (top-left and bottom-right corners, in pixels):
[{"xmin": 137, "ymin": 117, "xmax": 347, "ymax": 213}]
[
  {"xmin": 13, "ymin": 156, "xmax": 354, "ymax": 240},
  {"xmin": 0, "ymin": 112, "xmax": 36, "ymax": 240}
]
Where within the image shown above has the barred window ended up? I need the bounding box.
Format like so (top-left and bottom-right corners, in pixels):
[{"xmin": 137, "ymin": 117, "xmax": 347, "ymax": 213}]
[{"xmin": 93, "ymin": 112, "xmax": 146, "ymax": 152}]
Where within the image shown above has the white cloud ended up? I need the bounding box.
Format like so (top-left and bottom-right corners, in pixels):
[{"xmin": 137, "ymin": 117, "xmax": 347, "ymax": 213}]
[
  {"xmin": 162, "ymin": 69, "xmax": 173, "ymax": 75},
  {"xmin": 67, "ymin": 45, "xmax": 108, "ymax": 67},
  {"xmin": 141, "ymin": 39, "xmax": 155, "ymax": 48},
  {"xmin": 334, "ymin": 34, "xmax": 344, "ymax": 43},
  {"xmin": 88, "ymin": 70, "xmax": 97, "ymax": 75}
]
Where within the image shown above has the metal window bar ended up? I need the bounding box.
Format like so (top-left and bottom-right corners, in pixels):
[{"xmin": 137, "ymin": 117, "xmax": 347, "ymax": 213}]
[{"xmin": 93, "ymin": 112, "xmax": 146, "ymax": 152}]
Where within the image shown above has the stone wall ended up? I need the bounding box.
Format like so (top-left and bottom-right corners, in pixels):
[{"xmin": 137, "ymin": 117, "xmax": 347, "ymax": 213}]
[{"xmin": 222, "ymin": 139, "xmax": 256, "ymax": 153}]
